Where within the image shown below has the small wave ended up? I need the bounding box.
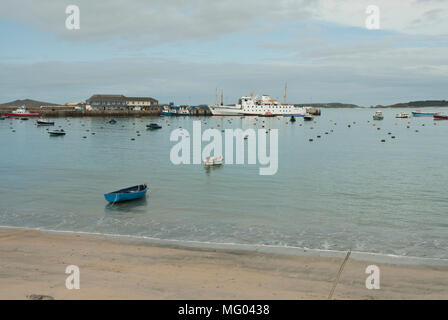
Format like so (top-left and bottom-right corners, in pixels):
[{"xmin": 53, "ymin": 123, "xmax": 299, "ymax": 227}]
[{"xmin": 1, "ymin": 225, "xmax": 447, "ymax": 267}]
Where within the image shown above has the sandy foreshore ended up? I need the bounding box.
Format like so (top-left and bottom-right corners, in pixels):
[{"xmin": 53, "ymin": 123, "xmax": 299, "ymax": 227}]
[{"xmin": 0, "ymin": 228, "xmax": 446, "ymax": 300}]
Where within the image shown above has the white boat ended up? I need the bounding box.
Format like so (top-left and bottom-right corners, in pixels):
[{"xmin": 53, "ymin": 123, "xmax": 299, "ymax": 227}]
[
  {"xmin": 203, "ymin": 155, "xmax": 223, "ymax": 166},
  {"xmin": 178, "ymin": 106, "xmax": 191, "ymax": 116},
  {"xmin": 373, "ymin": 111, "xmax": 384, "ymax": 120},
  {"xmin": 396, "ymin": 112, "xmax": 411, "ymax": 118},
  {"xmin": 209, "ymin": 94, "xmax": 306, "ymax": 117}
]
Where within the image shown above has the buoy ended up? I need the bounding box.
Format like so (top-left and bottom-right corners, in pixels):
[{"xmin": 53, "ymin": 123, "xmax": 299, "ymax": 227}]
[
  {"xmin": 391, "ymin": 136, "xmax": 396, "ymax": 139},
  {"xmin": 309, "ymin": 139, "xmax": 313, "ymax": 142},
  {"xmin": 317, "ymin": 135, "xmax": 321, "ymax": 138},
  {"xmin": 381, "ymin": 139, "xmax": 386, "ymax": 142}
]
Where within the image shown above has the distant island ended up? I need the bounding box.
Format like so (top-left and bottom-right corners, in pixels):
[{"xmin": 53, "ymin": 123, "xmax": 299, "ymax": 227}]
[
  {"xmin": 294, "ymin": 103, "xmax": 359, "ymax": 108},
  {"xmin": 374, "ymin": 100, "xmax": 448, "ymax": 108}
]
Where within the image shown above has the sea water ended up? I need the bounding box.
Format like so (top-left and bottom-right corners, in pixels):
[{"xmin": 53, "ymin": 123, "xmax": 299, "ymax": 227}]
[{"xmin": 0, "ymin": 108, "xmax": 447, "ymax": 261}]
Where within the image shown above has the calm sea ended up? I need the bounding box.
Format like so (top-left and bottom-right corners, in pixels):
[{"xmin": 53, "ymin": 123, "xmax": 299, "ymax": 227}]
[{"xmin": 1, "ymin": 108, "xmax": 447, "ymax": 261}]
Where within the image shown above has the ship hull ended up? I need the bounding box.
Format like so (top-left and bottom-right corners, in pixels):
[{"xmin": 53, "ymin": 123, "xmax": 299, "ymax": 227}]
[
  {"xmin": 6, "ymin": 112, "xmax": 39, "ymax": 117},
  {"xmin": 210, "ymin": 107, "xmax": 306, "ymax": 117}
]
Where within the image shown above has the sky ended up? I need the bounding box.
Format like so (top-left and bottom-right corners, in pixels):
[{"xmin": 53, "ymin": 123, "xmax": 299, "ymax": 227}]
[{"xmin": 0, "ymin": 0, "xmax": 447, "ymax": 106}]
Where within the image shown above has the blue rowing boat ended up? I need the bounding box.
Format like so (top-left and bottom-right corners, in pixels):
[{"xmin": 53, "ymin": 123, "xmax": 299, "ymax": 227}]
[{"xmin": 104, "ymin": 184, "xmax": 148, "ymax": 203}]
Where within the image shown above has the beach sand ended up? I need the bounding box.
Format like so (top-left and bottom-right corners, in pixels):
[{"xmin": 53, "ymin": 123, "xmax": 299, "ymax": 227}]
[{"xmin": 0, "ymin": 228, "xmax": 446, "ymax": 300}]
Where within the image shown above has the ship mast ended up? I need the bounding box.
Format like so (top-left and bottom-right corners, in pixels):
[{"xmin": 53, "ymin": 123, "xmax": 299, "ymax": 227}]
[
  {"xmin": 215, "ymin": 88, "xmax": 218, "ymax": 106},
  {"xmin": 220, "ymin": 89, "xmax": 223, "ymax": 106},
  {"xmin": 283, "ymin": 82, "xmax": 287, "ymax": 104}
]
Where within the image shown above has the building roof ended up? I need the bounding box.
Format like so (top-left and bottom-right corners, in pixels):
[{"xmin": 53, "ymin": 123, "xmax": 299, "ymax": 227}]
[{"xmin": 86, "ymin": 94, "xmax": 158, "ymax": 103}]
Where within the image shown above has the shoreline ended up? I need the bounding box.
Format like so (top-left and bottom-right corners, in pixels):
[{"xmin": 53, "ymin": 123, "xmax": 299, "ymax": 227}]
[
  {"xmin": 1, "ymin": 225, "xmax": 447, "ymax": 267},
  {"xmin": 0, "ymin": 227, "xmax": 447, "ymax": 299}
]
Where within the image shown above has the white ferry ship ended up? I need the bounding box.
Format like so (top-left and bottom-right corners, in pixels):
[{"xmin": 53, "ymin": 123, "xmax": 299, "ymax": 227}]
[{"xmin": 209, "ymin": 94, "xmax": 306, "ymax": 117}]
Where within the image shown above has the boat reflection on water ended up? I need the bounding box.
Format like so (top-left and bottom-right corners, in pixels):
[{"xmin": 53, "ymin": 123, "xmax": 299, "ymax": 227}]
[
  {"xmin": 104, "ymin": 196, "xmax": 148, "ymax": 214},
  {"xmin": 204, "ymin": 163, "xmax": 223, "ymax": 175}
]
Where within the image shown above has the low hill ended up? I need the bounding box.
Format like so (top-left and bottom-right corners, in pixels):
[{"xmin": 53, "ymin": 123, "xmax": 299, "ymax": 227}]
[
  {"xmin": 0, "ymin": 99, "xmax": 59, "ymax": 108},
  {"xmin": 375, "ymin": 100, "xmax": 448, "ymax": 108},
  {"xmin": 294, "ymin": 103, "xmax": 360, "ymax": 108}
]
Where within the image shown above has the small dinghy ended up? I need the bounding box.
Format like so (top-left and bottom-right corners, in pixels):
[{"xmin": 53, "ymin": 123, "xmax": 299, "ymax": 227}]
[
  {"xmin": 303, "ymin": 115, "xmax": 314, "ymax": 121},
  {"xmin": 290, "ymin": 116, "xmax": 296, "ymax": 122},
  {"xmin": 49, "ymin": 129, "xmax": 66, "ymax": 136},
  {"xmin": 109, "ymin": 119, "xmax": 117, "ymax": 124},
  {"xmin": 104, "ymin": 184, "xmax": 148, "ymax": 203},
  {"xmin": 37, "ymin": 119, "xmax": 55, "ymax": 126},
  {"xmin": 0, "ymin": 116, "xmax": 5, "ymax": 120},
  {"xmin": 146, "ymin": 123, "xmax": 162, "ymax": 130},
  {"xmin": 203, "ymin": 155, "xmax": 223, "ymax": 166}
]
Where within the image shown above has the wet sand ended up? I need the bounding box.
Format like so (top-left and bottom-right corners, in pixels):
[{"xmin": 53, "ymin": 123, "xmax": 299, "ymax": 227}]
[{"xmin": 0, "ymin": 228, "xmax": 446, "ymax": 300}]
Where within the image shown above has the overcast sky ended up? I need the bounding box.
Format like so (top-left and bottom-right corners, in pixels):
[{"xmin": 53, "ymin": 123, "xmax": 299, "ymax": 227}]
[{"xmin": 1, "ymin": 0, "xmax": 447, "ymax": 106}]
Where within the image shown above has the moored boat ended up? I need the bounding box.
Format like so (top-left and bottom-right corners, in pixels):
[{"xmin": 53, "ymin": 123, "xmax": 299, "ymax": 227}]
[
  {"xmin": 104, "ymin": 184, "xmax": 148, "ymax": 203},
  {"xmin": 434, "ymin": 114, "xmax": 448, "ymax": 120},
  {"xmin": 146, "ymin": 123, "xmax": 162, "ymax": 130},
  {"xmin": 303, "ymin": 115, "xmax": 314, "ymax": 121},
  {"xmin": 396, "ymin": 112, "xmax": 411, "ymax": 118},
  {"xmin": 37, "ymin": 119, "xmax": 55, "ymax": 126},
  {"xmin": 0, "ymin": 116, "xmax": 5, "ymax": 120},
  {"xmin": 109, "ymin": 119, "xmax": 117, "ymax": 124},
  {"xmin": 49, "ymin": 129, "xmax": 66, "ymax": 136},
  {"xmin": 290, "ymin": 115, "xmax": 296, "ymax": 122},
  {"xmin": 412, "ymin": 111, "xmax": 438, "ymax": 117},
  {"xmin": 203, "ymin": 155, "xmax": 223, "ymax": 166},
  {"xmin": 373, "ymin": 111, "xmax": 384, "ymax": 120},
  {"xmin": 5, "ymin": 106, "xmax": 39, "ymax": 118}
]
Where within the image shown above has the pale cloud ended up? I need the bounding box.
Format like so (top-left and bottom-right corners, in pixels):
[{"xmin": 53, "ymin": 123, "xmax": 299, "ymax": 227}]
[
  {"xmin": 1, "ymin": 0, "xmax": 447, "ymax": 46},
  {"xmin": 1, "ymin": 46, "xmax": 447, "ymax": 106},
  {"xmin": 1, "ymin": 0, "xmax": 447, "ymax": 106},
  {"xmin": 312, "ymin": 0, "xmax": 448, "ymax": 36}
]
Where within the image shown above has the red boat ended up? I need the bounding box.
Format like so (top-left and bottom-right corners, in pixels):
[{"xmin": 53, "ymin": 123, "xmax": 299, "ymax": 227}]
[
  {"xmin": 5, "ymin": 106, "xmax": 39, "ymax": 118},
  {"xmin": 434, "ymin": 114, "xmax": 448, "ymax": 120}
]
